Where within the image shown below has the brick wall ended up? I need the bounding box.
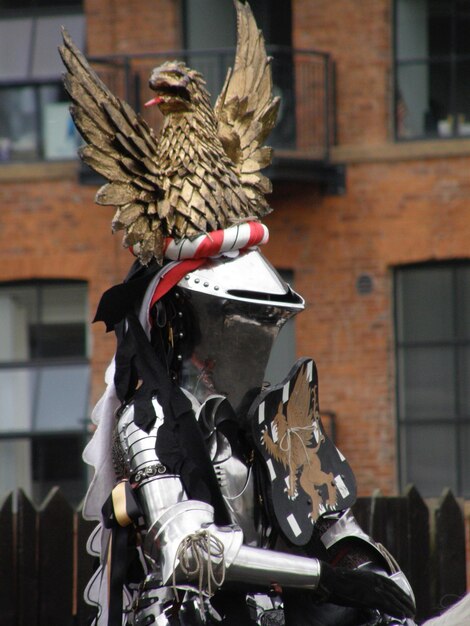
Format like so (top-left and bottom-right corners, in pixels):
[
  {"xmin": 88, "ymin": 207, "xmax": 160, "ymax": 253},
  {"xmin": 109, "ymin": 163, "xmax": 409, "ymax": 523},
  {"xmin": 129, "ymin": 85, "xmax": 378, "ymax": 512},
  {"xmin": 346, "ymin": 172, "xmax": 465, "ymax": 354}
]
[
  {"xmin": 265, "ymin": 153, "xmax": 470, "ymax": 495},
  {"xmin": 84, "ymin": 0, "xmax": 182, "ymax": 56},
  {"xmin": 293, "ymin": 0, "xmax": 392, "ymax": 145}
]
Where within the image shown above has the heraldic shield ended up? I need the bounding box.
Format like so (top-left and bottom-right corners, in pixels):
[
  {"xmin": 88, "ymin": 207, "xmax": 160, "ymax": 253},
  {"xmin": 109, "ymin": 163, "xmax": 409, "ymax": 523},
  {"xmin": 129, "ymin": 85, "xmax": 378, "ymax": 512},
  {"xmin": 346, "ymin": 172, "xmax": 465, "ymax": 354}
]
[{"xmin": 250, "ymin": 358, "xmax": 357, "ymax": 546}]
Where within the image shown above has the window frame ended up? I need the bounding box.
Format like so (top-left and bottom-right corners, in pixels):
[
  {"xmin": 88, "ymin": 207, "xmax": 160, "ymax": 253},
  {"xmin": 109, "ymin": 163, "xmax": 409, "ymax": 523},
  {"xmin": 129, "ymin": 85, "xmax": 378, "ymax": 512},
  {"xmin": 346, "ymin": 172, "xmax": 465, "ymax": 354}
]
[
  {"xmin": 394, "ymin": 261, "xmax": 470, "ymax": 496},
  {"xmin": 0, "ymin": 6, "xmax": 83, "ymax": 164},
  {"xmin": 0, "ymin": 279, "xmax": 90, "ymax": 504},
  {"xmin": 393, "ymin": 0, "xmax": 470, "ymax": 142}
]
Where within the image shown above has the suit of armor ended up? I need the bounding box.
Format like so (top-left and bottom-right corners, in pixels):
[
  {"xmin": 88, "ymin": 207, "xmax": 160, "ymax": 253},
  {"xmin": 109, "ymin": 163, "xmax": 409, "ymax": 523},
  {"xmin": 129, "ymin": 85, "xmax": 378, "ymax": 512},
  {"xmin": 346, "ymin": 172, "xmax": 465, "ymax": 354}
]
[{"xmin": 86, "ymin": 249, "xmax": 416, "ymax": 626}]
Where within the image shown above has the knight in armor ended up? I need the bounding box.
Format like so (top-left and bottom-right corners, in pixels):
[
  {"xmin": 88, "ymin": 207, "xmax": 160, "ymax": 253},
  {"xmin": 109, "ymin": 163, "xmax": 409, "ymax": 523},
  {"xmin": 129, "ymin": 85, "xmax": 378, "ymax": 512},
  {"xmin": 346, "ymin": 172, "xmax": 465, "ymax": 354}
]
[
  {"xmin": 59, "ymin": 2, "xmax": 417, "ymax": 624},
  {"xmin": 84, "ymin": 244, "xmax": 416, "ymax": 626}
]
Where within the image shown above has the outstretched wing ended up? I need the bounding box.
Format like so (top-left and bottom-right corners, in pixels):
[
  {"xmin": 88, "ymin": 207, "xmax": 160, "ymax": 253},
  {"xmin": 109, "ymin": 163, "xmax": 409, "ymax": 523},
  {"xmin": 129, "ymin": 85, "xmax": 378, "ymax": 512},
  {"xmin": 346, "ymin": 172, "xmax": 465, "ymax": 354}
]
[
  {"xmin": 59, "ymin": 30, "xmax": 165, "ymax": 263},
  {"xmin": 214, "ymin": 0, "xmax": 280, "ymax": 218},
  {"xmin": 286, "ymin": 365, "xmax": 314, "ymax": 444}
]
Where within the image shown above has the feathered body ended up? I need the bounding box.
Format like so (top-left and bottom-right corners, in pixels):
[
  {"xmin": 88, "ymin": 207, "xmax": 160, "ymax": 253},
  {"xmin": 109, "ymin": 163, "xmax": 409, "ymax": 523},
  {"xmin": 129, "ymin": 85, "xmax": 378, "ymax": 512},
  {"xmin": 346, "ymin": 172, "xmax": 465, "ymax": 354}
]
[
  {"xmin": 59, "ymin": 0, "xmax": 279, "ymax": 264},
  {"xmin": 153, "ymin": 70, "xmax": 256, "ymax": 238}
]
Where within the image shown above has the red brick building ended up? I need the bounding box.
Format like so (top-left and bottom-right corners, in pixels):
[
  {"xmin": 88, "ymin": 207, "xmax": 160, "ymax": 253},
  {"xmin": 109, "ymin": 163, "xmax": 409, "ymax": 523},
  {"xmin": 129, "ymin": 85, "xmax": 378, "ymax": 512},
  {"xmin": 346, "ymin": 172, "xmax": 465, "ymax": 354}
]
[{"xmin": 1, "ymin": 0, "xmax": 469, "ymax": 523}]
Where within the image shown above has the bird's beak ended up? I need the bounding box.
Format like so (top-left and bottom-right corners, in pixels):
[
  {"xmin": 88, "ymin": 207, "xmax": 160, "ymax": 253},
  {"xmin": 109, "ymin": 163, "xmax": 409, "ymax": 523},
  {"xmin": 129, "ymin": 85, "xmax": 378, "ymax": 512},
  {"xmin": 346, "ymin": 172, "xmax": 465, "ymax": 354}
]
[{"xmin": 144, "ymin": 96, "xmax": 163, "ymax": 108}]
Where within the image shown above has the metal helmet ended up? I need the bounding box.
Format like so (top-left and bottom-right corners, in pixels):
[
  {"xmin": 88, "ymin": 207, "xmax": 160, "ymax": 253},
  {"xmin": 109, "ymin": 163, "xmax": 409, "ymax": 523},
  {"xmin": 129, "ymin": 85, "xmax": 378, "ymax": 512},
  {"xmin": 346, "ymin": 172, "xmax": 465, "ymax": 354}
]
[{"xmin": 176, "ymin": 249, "xmax": 304, "ymax": 415}]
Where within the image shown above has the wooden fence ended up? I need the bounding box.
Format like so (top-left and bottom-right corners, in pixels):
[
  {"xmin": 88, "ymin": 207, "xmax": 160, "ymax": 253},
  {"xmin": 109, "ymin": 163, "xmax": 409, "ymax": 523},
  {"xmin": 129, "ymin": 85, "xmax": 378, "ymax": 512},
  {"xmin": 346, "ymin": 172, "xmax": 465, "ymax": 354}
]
[{"xmin": 0, "ymin": 485, "xmax": 467, "ymax": 625}]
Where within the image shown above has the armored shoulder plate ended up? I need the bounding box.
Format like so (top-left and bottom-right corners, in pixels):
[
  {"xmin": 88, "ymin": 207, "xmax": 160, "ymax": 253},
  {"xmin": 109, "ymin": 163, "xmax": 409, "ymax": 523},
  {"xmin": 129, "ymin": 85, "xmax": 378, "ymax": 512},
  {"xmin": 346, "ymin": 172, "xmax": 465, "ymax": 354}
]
[{"xmin": 249, "ymin": 358, "xmax": 356, "ymax": 546}]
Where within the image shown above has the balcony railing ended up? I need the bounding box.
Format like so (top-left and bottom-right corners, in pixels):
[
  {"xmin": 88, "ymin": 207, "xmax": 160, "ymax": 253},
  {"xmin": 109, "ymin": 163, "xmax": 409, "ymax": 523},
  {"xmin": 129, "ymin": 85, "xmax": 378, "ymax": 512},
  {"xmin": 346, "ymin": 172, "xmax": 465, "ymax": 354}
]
[{"xmin": 89, "ymin": 46, "xmax": 336, "ymax": 161}]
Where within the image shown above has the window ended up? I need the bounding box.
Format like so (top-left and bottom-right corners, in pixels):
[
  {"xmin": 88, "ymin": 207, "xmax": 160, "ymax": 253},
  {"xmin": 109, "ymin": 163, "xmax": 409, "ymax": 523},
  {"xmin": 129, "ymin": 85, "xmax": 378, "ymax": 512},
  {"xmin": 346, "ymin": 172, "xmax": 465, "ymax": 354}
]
[
  {"xmin": 0, "ymin": 1, "xmax": 84, "ymax": 162},
  {"xmin": 0, "ymin": 280, "xmax": 90, "ymax": 505},
  {"xmin": 395, "ymin": 0, "xmax": 470, "ymax": 140},
  {"xmin": 395, "ymin": 263, "xmax": 470, "ymax": 496}
]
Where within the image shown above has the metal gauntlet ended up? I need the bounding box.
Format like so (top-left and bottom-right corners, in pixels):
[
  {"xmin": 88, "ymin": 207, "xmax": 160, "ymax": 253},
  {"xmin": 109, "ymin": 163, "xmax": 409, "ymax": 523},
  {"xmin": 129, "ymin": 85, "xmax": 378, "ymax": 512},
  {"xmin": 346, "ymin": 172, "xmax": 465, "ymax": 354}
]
[{"xmin": 320, "ymin": 508, "xmax": 415, "ymax": 605}]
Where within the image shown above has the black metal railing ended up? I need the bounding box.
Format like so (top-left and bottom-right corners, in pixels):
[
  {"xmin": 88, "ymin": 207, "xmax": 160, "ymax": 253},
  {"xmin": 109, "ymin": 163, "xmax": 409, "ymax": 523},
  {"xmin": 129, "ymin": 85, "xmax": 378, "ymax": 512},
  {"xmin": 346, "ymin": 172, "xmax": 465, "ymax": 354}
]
[{"xmin": 89, "ymin": 46, "xmax": 335, "ymax": 160}]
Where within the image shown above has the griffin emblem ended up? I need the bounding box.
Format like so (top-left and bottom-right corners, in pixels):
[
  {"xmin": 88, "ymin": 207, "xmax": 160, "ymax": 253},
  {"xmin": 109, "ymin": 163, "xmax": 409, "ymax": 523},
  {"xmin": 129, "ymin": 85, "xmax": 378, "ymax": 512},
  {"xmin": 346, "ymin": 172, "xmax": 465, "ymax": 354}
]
[
  {"xmin": 251, "ymin": 359, "xmax": 357, "ymax": 545},
  {"xmin": 59, "ymin": 0, "xmax": 279, "ymax": 264},
  {"xmin": 261, "ymin": 367, "xmax": 338, "ymax": 519}
]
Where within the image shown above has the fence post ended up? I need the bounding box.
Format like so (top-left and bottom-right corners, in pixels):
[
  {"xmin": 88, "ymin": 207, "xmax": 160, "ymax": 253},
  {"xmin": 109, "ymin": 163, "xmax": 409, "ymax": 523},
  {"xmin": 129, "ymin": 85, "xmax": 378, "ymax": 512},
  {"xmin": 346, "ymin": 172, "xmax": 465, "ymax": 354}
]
[
  {"xmin": 75, "ymin": 505, "xmax": 99, "ymax": 626},
  {"xmin": 17, "ymin": 489, "xmax": 39, "ymax": 626},
  {"xmin": 38, "ymin": 488, "xmax": 74, "ymax": 626},
  {"xmin": 404, "ymin": 484, "xmax": 432, "ymax": 621},
  {"xmin": 433, "ymin": 488, "xmax": 467, "ymax": 613},
  {"xmin": 0, "ymin": 493, "xmax": 16, "ymax": 626}
]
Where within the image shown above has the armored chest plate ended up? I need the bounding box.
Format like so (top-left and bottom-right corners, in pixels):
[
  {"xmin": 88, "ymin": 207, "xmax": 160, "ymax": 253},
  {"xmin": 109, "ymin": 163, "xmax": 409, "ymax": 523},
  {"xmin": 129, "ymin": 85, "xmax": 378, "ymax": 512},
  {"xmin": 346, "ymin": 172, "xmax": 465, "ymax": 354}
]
[{"xmin": 250, "ymin": 358, "xmax": 356, "ymax": 546}]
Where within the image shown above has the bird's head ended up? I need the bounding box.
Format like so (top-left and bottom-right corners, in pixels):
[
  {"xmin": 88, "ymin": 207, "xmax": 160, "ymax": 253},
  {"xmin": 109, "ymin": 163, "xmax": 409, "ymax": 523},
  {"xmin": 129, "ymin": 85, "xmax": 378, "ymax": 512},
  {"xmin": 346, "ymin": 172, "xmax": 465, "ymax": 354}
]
[{"xmin": 145, "ymin": 61, "xmax": 209, "ymax": 114}]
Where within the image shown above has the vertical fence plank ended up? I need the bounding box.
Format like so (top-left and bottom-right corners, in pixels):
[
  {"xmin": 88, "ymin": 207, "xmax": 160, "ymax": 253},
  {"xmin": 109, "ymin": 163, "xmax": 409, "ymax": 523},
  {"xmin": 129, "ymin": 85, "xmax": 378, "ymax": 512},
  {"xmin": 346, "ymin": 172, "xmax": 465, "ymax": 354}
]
[
  {"xmin": 370, "ymin": 492, "xmax": 410, "ymax": 569},
  {"xmin": 17, "ymin": 489, "xmax": 39, "ymax": 626},
  {"xmin": 351, "ymin": 496, "xmax": 372, "ymax": 535},
  {"xmin": 0, "ymin": 493, "xmax": 16, "ymax": 626},
  {"xmin": 405, "ymin": 484, "xmax": 432, "ymax": 621},
  {"xmin": 434, "ymin": 489, "xmax": 467, "ymax": 613},
  {"xmin": 38, "ymin": 488, "xmax": 74, "ymax": 626},
  {"xmin": 75, "ymin": 508, "xmax": 99, "ymax": 626}
]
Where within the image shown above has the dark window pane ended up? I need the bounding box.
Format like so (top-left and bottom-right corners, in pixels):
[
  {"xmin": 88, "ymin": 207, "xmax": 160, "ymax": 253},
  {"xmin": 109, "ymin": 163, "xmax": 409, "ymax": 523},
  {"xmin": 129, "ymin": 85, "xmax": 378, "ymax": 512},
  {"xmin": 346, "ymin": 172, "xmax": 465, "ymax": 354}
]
[
  {"xmin": 398, "ymin": 346, "xmax": 455, "ymax": 419},
  {"xmin": 0, "ymin": 0, "xmax": 34, "ymax": 8},
  {"xmin": 428, "ymin": 0, "xmax": 452, "ymax": 56},
  {"xmin": 0, "ymin": 0, "xmax": 81, "ymax": 9},
  {"xmin": 396, "ymin": 267, "xmax": 453, "ymax": 342},
  {"xmin": 456, "ymin": 1, "xmax": 470, "ymax": 55},
  {"xmin": 458, "ymin": 347, "xmax": 470, "ymax": 416},
  {"xmin": 460, "ymin": 424, "xmax": 470, "ymax": 497},
  {"xmin": 36, "ymin": 0, "xmax": 82, "ymax": 9},
  {"xmin": 401, "ymin": 424, "xmax": 457, "ymax": 496},
  {"xmin": 457, "ymin": 266, "xmax": 470, "ymax": 338},
  {"xmin": 29, "ymin": 323, "xmax": 86, "ymax": 358},
  {"xmin": 429, "ymin": 60, "xmax": 453, "ymax": 137},
  {"xmin": 455, "ymin": 60, "xmax": 470, "ymax": 136}
]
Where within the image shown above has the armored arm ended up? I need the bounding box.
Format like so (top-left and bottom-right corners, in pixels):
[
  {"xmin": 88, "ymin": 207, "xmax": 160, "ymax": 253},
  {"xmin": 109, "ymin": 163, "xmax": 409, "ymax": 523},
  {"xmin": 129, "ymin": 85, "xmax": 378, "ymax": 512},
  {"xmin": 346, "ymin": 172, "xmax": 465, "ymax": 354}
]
[
  {"xmin": 116, "ymin": 398, "xmax": 414, "ymax": 622},
  {"xmin": 116, "ymin": 398, "xmax": 321, "ymax": 590}
]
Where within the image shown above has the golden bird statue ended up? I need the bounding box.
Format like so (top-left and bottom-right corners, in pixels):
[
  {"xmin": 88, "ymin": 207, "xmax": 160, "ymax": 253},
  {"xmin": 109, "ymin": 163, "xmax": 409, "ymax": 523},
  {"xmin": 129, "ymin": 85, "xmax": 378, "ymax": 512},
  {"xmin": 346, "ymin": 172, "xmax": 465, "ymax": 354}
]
[{"xmin": 59, "ymin": 0, "xmax": 280, "ymax": 264}]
